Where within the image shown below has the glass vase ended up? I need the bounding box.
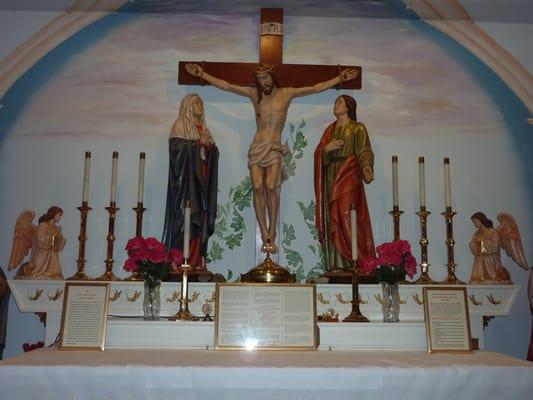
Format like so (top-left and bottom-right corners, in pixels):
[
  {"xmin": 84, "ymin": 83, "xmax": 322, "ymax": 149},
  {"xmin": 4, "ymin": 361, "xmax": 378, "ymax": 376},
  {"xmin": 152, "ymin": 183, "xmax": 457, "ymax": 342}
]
[
  {"xmin": 381, "ymin": 281, "xmax": 400, "ymax": 322},
  {"xmin": 143, "ymin": 281, "xmax": 161, "ymax": 321}
]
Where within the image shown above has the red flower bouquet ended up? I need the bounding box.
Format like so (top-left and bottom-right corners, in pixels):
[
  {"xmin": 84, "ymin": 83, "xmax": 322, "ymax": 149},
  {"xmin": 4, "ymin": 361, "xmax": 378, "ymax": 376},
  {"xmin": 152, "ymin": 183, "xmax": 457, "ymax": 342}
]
[
  {"xmin": 124, "ymin": 237, "xmax": 183, "ymax": 287},
  {"xmin": 362, "ymin": 240, "xmax": 417, "ymax": 284}
]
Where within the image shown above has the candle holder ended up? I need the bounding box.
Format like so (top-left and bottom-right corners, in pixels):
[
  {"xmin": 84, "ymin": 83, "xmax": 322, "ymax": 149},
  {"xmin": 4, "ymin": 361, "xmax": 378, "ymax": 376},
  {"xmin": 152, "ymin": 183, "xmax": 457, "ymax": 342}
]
[
  {"xmin": 389, "ymin": 206, "xmax": 404, "ymax": 241},
  {"xmin": 439, "ymin": 207, "xmax": 464, "ymax": 284},
  {"xmin": 170, "ymin": 261, "xmax": 198, "ymax": 320},
  {"xmin": 343, "ymin": 260, "xmax": 369, "ymax": 322},
  {"xmin": 125, "ymin": 202, "xmax": 146, "ymax": 281},
  {"xmin": 97, "ymin": 202, "xmax": 120, "ymax": 281},
  {"xmin": 414, "ymin": 207, "xmax": 435, "ymax": 284},
  {"xmin": 67, "ymin": 202, "xmax": 93, "ymax": 280}
]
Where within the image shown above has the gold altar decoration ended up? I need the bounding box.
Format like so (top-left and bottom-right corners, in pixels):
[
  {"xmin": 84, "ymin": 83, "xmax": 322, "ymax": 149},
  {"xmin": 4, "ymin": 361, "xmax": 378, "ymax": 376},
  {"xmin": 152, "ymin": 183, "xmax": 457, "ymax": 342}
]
[
  {"xmin": 241, "ymin": 242, "xmax": 296, "ymax": 283},
  {"xmin": 69, "ymin": 202, "xmax": 93, "ymax": 280},
  {"xmin": 96, "ymin": 202, "xmax": 120, "ymax": 281},
  {"xmin": 170, "ymin": 262, "xmax": 199, "ymax": 321},
  {"xmin": 414, "ymin": 206, "xmax": 435, "ymax": 284},
  {"xmin": 440, "ymin": 206, "xmax": 463, "ymax": 284}
]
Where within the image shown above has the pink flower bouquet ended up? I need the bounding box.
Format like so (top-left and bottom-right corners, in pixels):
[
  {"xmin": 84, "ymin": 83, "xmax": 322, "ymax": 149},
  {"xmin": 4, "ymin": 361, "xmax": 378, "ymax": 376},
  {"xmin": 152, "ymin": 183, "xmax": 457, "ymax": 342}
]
[
  {"xmin": 124, "ymin": 236, "xmax": 183, "ymax": 287},
  {"xmin": 362, "ymin": 240, "xmax": 417, "ymax": 283}
]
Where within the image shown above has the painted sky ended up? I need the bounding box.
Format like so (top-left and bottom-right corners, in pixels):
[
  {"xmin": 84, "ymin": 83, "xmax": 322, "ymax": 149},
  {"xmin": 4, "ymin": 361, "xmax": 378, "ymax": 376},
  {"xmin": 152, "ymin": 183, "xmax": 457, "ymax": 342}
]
[{"xmin": 7, "ymin": 12, "xmax": 505, "ymax": 141}]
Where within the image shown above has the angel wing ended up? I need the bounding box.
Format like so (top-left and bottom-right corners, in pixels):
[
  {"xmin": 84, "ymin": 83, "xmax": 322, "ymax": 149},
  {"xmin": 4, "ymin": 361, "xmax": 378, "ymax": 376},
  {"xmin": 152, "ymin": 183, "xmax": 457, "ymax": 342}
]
[
  {"xmin": 496, "ymin": 212, "xmax": 530, "ymax": 271},
  {"xmin": 7, "ymin": 210, "xmax": 36, "ymax": 270}
]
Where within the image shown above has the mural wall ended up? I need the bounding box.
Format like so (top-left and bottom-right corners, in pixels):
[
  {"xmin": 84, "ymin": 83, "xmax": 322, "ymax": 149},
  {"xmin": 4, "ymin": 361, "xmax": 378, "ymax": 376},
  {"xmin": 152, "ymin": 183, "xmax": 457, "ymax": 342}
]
[{"xmin": 1, "ymin": 2, "xmax": 532, "ymax": 359}]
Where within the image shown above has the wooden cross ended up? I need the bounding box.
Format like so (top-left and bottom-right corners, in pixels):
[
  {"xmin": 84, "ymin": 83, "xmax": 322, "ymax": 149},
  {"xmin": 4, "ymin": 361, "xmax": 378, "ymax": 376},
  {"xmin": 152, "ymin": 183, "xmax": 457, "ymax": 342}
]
[{"xmin": 178, "ymin": 8, "xmax": 361, "ymax": 89}]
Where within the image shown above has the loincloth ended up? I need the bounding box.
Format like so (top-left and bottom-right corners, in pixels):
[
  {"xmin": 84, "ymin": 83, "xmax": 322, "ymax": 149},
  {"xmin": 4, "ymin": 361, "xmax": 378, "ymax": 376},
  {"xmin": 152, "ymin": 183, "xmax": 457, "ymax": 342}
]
[{"xmin": 247, "ymin": 142, "xmax": 289, "ymax": 186}]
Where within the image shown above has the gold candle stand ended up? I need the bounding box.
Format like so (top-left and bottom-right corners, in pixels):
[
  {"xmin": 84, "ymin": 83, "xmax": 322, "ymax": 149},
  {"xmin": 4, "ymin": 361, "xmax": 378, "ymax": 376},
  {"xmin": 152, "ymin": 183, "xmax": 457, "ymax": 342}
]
[
  {"xmin": 125, "ymin": 203, "xmax": 147, "ymax": 281},
  {"xmin": 343, "ymin": 260, "xmax": 369, "ymax": 322},
  {"xmin": 97, "ymin": 202, "xmax": 120, "ymax": 281},
  {"xmin": 68, "ymin": 202, "xmax": 93, "ymax": 280},
  {"xmin": 170, "ymin": 261, "xmax": 198, "ymax": 320},
  {"xmin": 414, "ymin": 206, "xmax": 435, "ymax": 284},
  {"xmin": 440, "ymin": 207, "xmax": 464, "ymax": 284},
  {"xmin": 389, "ymin": 206, "xmax": 404, "ymax": 241}
]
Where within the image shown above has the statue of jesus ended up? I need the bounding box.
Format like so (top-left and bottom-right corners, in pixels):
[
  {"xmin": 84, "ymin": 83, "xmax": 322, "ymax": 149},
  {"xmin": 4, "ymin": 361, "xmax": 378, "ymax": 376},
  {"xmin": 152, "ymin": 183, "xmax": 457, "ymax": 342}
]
[{"xmin": 185, "ymin": 63, "xmax": 358, "ymax": 253}]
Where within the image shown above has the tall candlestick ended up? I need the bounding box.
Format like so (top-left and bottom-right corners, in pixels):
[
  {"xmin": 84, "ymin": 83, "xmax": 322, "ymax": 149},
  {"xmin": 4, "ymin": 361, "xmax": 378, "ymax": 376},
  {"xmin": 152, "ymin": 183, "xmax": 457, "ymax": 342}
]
[
  {"xmin": 137, "ymin": 152, "xmax": 146, "ymax": 203},
  {"xmin": 82, "ymin": 151, "xmax": 91, "ymax": 203},
  {"xmin": 350, "ymin": 205, "xmax": 357, "ymax": 261},
  {"xmin": 110, "ymin": 151, "xmax": 118, "ymax": 203},
  {"xmin": 418, "ymin": 157, "xmax": 426, "ymax": 208},
  {"xmin": 183, "ymin": 200, "xmax": 191, "ymax": 260},
  {"xmin": 392, "ymin": 155, "xmax": 399, "ymax": 207},
  {"xmin": 444, "ymin": 157, "xmax": 452, "ymax": 208}
]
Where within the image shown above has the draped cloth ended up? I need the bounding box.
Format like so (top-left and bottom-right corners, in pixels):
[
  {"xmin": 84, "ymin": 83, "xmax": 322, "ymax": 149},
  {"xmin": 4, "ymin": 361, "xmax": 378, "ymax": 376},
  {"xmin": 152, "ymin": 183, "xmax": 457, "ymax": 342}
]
[
  {"xmin": 162, "ymin": 138, "xmax": 218, "ymax": 267},
  {"xmin": 314, "ymin": 121, "xmax": 375, "ymax": 269}
]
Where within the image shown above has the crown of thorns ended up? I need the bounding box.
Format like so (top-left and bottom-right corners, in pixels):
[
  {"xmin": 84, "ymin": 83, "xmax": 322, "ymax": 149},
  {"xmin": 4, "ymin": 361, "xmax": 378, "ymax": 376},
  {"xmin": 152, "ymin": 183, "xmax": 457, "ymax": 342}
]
[{"xmin": 255, "ymin": 63, "xmax": 275, "ymax": 75}]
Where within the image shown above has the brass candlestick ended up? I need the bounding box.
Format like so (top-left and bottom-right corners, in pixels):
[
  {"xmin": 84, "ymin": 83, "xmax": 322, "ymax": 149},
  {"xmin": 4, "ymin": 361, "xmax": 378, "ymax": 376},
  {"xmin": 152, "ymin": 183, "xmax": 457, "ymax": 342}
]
[
  {"xmin": 170, "ymin": 261, "xmax": 198, "ymax": 320},
  {"xmin": 68, "ymin": 202, "xmax": 93, "ymax": 280},
  {"xmin": 343, "ymin": 260, "xmax": 369, "ymax": 322},
  {"xmin": 440, "ymin": 207, "xmax": 464, "ymax": 284},
  {"xmin": 389, "ymin": 206, "xmax": 404, "ymax": 241},
  {"xmin": 125, "ymin": 202, "xmax": 146, "ymax": 281},
  {"xmin": 97, "ymin": 202, "xmax": 120, "ymax": 281},
  {"xmin": 414, "ymin": 206, "xmax": 435, "ymax": 284}
]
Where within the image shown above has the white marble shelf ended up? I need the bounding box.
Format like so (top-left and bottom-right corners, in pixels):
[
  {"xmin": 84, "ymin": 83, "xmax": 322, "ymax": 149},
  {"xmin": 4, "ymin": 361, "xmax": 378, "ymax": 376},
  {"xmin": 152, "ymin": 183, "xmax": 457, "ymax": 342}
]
[{"xmin": 8, "ymin": 280, "xmax": 519, "ymax": 350}]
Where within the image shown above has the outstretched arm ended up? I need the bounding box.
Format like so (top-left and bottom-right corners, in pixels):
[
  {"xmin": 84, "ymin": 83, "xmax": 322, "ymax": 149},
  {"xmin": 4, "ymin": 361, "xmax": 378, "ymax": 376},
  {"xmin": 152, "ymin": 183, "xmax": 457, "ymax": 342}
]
[
  {"xmin": 185, "ymin": 63, "xmax": 254, "ymax": 98},
  {"xmin": 290, "ymin": 68, "xmax": 359, "ymax": 98}
]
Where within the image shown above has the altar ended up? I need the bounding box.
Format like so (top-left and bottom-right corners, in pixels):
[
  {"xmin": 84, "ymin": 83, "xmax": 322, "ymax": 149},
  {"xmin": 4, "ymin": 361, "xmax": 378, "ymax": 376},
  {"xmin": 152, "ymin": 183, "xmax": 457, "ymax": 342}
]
[{"xmin": 1, "ymin": 347, "xmax": 532, "ymax": 400}]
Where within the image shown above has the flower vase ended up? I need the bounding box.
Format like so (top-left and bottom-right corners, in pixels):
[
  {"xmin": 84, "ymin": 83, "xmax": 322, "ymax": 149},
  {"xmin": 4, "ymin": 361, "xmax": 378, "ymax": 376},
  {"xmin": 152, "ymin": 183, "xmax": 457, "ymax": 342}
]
[
  {"xmin": 143, "ymin": 281, "xmax": 161, "ymax": 320},
  {"xmin": 381, "ymin": 281, "xmax": 400, "ymax": 322}
]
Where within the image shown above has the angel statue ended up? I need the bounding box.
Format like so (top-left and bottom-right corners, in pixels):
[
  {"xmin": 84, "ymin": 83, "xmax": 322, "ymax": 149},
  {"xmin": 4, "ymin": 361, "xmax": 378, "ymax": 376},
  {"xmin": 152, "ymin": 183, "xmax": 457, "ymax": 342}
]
[
  {"xmin": 469, "ymin": 212, "xmax": 530, "ymax": 284},
  {"xmin": 7, "ymin": 206, "xmax": 66, "ymax": 280}
]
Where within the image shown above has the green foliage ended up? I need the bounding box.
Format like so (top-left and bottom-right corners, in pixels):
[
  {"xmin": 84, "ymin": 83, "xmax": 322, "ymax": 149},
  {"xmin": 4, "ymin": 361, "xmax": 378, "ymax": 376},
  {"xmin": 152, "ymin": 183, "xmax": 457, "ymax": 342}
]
[
  {"xmin": 207, "ymin": 177, "xmax": 252, "ymax": 263},
  {"xmin": 284, "ymin": 120, "xmax": 307, "ymax": 177},
  {"xmin": 281, "ymin": 222, "xmax": 306, "ymax": 282}
]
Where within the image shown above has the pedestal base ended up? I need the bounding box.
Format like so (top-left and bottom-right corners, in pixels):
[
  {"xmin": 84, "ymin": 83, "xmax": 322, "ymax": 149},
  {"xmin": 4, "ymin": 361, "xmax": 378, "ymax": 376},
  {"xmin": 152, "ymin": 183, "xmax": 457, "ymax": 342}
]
[{"xmin": 241, "ymin": 254, "xmax": 296, "ymax": 283}]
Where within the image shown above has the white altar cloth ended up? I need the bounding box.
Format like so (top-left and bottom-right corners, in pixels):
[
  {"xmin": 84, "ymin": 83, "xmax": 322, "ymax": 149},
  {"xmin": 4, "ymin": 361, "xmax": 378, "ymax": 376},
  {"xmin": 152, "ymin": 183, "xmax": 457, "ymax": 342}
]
[{"xmin": 1, "ymin": 348, "xmax": 531, "ymax": 400}]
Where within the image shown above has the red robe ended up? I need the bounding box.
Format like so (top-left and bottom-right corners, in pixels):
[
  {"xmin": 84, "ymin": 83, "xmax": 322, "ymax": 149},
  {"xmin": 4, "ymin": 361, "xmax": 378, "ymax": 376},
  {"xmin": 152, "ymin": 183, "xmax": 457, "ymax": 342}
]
[{"xmin": 314, "ymin": 121, "xmax": 375, "ymax": 264}]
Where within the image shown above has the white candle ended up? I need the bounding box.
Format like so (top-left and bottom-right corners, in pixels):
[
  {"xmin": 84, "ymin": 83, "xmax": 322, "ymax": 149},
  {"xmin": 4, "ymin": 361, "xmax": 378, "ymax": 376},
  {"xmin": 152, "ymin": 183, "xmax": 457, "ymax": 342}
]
[
  {"xmin": 183, "ymin": 201, "xmax": 191, "ymax": 260},
  {"xmin": 444, "ymin": 157, "xmax": 452, "ymax": 208},
  {"xmin": 110, "ymin": 151, "xmax": 118, "ymax": 203},
  {"xmin": 418, "ymin": 157, "xmax": 426, "ymax": 208},
  {"xmin": 82, "ymin": 151, "xmax": 91, "ymax": 203},
  {"xmin": 392, "ymin": 155, "xmax": 399, "ymax": 207},
  {"xmin": 350, "ymin": 206, "xmax": 357, "ymax": 261},
  {"xmin": 137, "ymin": 152, "xmax": 146, "ymax": 203}
]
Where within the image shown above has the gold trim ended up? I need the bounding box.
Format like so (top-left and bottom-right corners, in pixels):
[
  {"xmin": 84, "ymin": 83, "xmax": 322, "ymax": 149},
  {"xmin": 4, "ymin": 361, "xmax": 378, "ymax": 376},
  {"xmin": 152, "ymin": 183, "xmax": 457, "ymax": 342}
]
[
  {"xmin": 47, "ymin": 289, "xmax": 63, "ymax": 301},
  {"xmin": 166, "ymin": 291, "xmax": 180, "ymax": 303},
  {"xmin": 108, "ymin": 289, "xmax": 122, "ymax": 302},
  {"xmin": 126, "ymin": 290, "xmax": 141, "ymax": 302},
  {"xmin": 190, "ymin": 291, "xmax": 200, "ymax": 303},
  {"xmin": 412, "ymin": 293, "xmax": 424, "ymax": 305},
  {"xmin": 468, "ymin": 294, "xmax": 483, "ymax": 306},
  {"xmin": 28, "ymin": 288, "xmax": 43, "ymax": 301},
  {"xmin": 335, "ymin": 293, "xmax": 350, "ymax": 304},
  {"xmin": 374, "ymin": 293, "xmax": 383, "ymax": 305},
  {"xmin": 486, "ymin": 294, "xmax": 501, "ymax": 305},
  {"xmin": 317, "ymin": 293, "xmax": 330, "ymax": 305}
]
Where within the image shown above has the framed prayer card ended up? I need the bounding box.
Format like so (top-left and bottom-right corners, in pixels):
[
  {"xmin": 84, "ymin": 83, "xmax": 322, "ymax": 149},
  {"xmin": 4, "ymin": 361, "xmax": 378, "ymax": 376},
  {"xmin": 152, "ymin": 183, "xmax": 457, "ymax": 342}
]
[
  {"xmin": 59, "ymin": 282, "xmax": 110, "ymax": 351},
  {"xmin": 423, "ymin": 286, "xmax": 473, "ymax": 354},
  {"xmin": 215, "ymin": 283, "xmax": 317, "ymax": 350}
]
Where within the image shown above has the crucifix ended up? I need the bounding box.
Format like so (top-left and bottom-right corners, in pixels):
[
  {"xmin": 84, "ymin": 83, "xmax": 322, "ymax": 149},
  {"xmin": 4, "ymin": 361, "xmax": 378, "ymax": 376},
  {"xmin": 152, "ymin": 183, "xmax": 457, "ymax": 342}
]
[
  {"xmin": 177, "ymin": 8, "xmax": 362, "ymax": 275},
  {"xmin": 178, "ymin": 8, "xmax": 361, "ymax": 89}
]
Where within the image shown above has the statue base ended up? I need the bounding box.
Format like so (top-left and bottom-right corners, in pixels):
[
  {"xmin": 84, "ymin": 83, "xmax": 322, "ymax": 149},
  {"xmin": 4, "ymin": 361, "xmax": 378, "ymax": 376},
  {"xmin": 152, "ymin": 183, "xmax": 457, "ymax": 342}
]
[
  {"xmin": 321, "ymin": 270, "xmax": 376, "ymax": 284},
  {"xmin": 241, "ymin": 254, "xmax": 296, "ymax": 283}
]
